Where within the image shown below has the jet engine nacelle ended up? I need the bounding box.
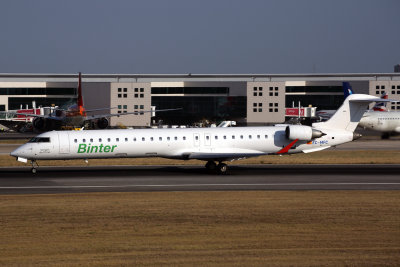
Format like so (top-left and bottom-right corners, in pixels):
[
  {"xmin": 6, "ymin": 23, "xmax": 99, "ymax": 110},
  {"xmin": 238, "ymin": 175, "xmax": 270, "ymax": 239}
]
[
  {"xmin": 32, "ymin": 117, "xmax": 46, "ymax": 131},
  {"xmin": 285, "ymin": 125, "xmax": 325, "ymax": 141},
  {"xmin": 96, "ymin": 118, "xmax": 109, "ymax": 129},
  {"xmin": 32, "ymin": 117, "xmax": 62, "ymax": 132}
]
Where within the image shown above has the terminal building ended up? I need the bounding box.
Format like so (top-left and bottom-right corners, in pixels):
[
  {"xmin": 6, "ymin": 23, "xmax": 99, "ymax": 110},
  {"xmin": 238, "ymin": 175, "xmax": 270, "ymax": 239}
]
[{"xmin": 1, "ymin": 73, "xmax": 400, "ymax": 127}]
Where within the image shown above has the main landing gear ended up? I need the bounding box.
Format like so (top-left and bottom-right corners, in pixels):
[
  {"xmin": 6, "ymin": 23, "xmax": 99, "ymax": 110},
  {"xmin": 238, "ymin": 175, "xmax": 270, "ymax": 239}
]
[
  {"xmin": 30, "ymin": 160, "xmax": 39, "ymax": 174},
  {"xmin": 205, "ymin": 161, "xmax": 228, "ymax": 174}
]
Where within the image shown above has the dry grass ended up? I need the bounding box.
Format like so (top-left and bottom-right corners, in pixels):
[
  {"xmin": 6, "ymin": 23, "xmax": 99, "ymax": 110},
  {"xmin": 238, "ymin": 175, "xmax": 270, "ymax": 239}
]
[
  {"xmin": 0, "ymin": 139, "xmax": 28, "ymax": 144},
  {"xmin": 2, "ymin": 150, "xmax": 400, "ymax": 167},
  {"xmin": 0, "ymin": 191, "xmax": 398, "ymax": 266}
]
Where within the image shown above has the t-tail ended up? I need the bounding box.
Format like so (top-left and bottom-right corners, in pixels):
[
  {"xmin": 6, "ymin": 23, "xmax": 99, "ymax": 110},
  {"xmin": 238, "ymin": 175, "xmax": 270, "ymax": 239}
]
[
  {"xmin": 77, "ymin": 72, "xmax": 86, "ymax": 116},
  {"xmin": 313, "ymin": 94, "xmax": 390, "ymax": 132}
]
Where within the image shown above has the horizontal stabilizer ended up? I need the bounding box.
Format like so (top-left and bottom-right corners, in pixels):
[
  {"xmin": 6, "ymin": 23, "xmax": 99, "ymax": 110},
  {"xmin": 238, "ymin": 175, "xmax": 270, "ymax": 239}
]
[{"xmin": 313, "ymin": 94, "xmax": 395, "ymax": 132}]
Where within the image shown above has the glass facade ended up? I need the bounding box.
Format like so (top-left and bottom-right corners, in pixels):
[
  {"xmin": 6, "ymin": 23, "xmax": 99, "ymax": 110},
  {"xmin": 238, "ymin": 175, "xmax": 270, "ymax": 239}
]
[
  {"xmin": 286, "ymin": 95, "xmax": 344, "ymax": 110},
  {"xmin": 285, "ymin": 86, "xmax": 344, "ymax": 110},
  {"xmin": 0, "ymin": 88, "xmax": 76, "ymax": 95},
  {"xmin": 152, "ymin": 96, "xmax": 246, "ymax": 125},
  {"xmin": 151, "ymin": 87, "xmax": 229, "ymax": 95},
  {"xmin": 286, "ymin": 86, "xmax": 343, "ymax": 93}
]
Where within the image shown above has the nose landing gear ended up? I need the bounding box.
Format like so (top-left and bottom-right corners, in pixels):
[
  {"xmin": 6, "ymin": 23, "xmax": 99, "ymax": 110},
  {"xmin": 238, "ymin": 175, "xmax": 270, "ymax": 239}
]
[
  {"xmin": 205, "ymin": 161, "xmax": 228, "ymax": 174},
  {"xmin": 30, "ymin": 160, "xmax": 39, "ymax": 174}
]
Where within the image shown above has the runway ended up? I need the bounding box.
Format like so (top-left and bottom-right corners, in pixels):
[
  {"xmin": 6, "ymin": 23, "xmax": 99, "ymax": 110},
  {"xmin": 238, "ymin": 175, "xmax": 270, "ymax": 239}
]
[{"xmin": 0, "ymin": 164, "xmax": 399, "ymax": 194}]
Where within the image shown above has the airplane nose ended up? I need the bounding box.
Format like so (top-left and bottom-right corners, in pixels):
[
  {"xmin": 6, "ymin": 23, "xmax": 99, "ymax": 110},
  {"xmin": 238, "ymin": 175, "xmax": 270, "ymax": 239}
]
[
  {"xmin": 10, "ymin": 145, "xmax": 28, "ymax": 158},
  {"xmin": 10, "ymin": 147, "xmax": 21, "ymax": 157}
]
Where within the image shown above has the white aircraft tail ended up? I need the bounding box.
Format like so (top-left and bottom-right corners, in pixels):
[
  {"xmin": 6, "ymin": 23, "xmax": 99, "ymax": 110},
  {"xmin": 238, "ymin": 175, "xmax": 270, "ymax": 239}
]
[{"xmin": 313, "ymin": 94, "xmax": 389, "ymax": 132}]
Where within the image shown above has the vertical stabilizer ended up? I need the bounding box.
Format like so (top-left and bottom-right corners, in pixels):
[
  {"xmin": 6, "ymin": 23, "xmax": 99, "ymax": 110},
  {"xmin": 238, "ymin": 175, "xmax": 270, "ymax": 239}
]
[
  {"xmin": 343, "ymin": 82, "xmax": 353, "ymax": 99},
  {"xmin": 313, "ymin": 94, "xmax": 388, "ymax": 132},
  {"xmin": 77, "ymin": 72, "xmax": 86, "ymax": 116}
]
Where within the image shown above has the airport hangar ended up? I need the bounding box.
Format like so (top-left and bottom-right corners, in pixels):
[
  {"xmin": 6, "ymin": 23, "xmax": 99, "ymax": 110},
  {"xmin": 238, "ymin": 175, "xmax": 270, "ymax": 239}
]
[{"xmin": 1, "ymin": 73, "xmax": 400, "ymax": 127}]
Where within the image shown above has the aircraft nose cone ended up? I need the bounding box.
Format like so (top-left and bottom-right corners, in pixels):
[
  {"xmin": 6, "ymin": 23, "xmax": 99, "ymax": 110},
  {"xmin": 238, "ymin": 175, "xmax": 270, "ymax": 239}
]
[
  {"xmin": 10, "ymin": 147, "xmax": 21, "ymax": 157},
  {"xmin": 10, "ymin": 145, "xmax": 27, "ymax": 158}
]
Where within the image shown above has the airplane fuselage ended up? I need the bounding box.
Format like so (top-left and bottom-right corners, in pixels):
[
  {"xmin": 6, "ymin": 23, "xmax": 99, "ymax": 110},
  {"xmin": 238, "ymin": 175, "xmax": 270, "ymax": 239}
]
[
  {"xmin": 359, "ymin": 111, "xmax": 400, "ymax": 133},
  {"xmin": 12, "ymin": 127, "xmax": 353, "ymax": 161}
]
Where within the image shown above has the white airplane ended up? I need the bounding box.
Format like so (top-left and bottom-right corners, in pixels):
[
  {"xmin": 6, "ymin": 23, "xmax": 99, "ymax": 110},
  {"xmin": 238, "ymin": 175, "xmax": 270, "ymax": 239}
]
[
  {"xmin": 11, "ymin": 94, "xmax": 387, "ymax": 174},
  {"xmin": 358, "ymin": 111, "xmax": 400, "ymax": 138}
]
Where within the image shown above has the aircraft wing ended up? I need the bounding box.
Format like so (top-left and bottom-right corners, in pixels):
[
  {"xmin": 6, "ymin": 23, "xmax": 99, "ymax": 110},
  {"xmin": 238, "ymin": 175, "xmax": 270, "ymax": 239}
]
[
  {"xmin": 14, "ymin": 113, "xmax": 64, "ymax": 121},
  {"xmin": 84, "ymin": 108, "xmax": 182, "ymax": 120},
  {"xmin": 66, "ymin": 107, "xmax": 117, "ymax": 113}
]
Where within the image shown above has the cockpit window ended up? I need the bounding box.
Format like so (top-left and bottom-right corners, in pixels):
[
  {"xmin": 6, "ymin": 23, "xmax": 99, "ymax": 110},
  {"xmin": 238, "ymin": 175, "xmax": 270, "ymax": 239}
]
[{"xmin": 29, "ymin": 137, "xmax": 50, "ymax": 143}]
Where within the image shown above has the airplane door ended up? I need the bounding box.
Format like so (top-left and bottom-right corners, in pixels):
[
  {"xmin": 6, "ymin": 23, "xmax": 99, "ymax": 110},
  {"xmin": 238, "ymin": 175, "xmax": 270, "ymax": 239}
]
[
  {"xmin": 194, "ymin": 133, "xmax": 200, "ymax": 147},
  {"xmin": 58, "ymin": 132, "xmax": 70, "ymax": 154},
  {"xmin": 204, "ymin": 133, "xmax": 211, "ymax": 146}
]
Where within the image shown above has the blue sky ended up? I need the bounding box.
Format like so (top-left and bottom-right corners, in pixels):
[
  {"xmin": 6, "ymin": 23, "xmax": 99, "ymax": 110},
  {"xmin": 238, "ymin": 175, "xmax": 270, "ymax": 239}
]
[{"xmin": 0, "ymin": 0, "xmax": 399, "ymax": 74}]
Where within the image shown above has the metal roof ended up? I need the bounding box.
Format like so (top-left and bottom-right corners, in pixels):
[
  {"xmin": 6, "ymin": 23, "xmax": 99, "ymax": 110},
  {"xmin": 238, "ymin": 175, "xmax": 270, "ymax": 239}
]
[{"xmin": 0, "ymin": 73, "xmax": 399, "ymax": 83}]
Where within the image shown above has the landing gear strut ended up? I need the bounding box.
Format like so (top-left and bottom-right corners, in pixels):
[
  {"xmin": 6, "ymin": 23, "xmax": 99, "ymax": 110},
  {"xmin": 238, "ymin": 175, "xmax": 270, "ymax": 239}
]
[
  {"xmin": 205, "ymin": 161, "xmax": 228, "ymax": 174},
  {"xmin": 30, "ymin": 160, "xmax": 38, "ymax": 174}
]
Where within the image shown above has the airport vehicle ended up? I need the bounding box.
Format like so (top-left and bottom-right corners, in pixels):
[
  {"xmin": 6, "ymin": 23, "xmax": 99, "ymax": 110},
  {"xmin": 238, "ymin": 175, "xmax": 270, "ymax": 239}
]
[
  {"xmin": 358, "ymin": 111, "xmax": 400, "ymax": 138},
  {"xmin": 11, "ymin": 94, "xmax": 386, "ymax": 174},
  {"xmin": 11, "ymin": 73, "xmax": 177, "ymax": 132}
]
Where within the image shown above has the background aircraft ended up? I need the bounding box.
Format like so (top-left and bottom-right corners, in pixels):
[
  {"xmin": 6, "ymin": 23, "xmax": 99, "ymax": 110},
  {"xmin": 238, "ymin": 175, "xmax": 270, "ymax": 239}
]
[
  {"xmin": 13, "ymin": 73, "xmax": 178, "ymax": 132},
  {"xmin": 358, "ymin": 109, "xmax": 400, "ymax": 139}
]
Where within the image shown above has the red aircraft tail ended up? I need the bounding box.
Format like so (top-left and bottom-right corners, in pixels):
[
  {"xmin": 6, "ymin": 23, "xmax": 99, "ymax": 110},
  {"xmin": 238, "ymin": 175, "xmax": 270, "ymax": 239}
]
[{"xmin": 77, "ymin": 72, "xmax": 86, "ymax": 116}]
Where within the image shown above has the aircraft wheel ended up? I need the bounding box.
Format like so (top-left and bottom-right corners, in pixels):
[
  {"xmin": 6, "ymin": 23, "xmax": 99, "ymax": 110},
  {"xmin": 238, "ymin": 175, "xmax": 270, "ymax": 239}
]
[
  {"xmin": 217, "ymin": 163, "xmax": 228, "ymax": 174},
  {"xmin": 205, "ymin": 161, "xmax": 217, "ymax": 171},
  {"xmin": 381, "ymin": 133, "xmax": 390, "ymax": 139},
  {"xmin": 31, "ymin": 168, "xmax": 37, "ymax": 174}
]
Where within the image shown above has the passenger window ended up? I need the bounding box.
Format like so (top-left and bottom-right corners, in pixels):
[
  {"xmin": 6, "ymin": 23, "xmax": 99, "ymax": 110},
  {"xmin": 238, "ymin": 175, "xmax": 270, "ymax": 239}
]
[
  {"xmin": 240, "ymin": 135, "xmax": 243, "ymax": 139},
  {"xmin": 159, "ymin": 137, "xmax": 162, "ymax": 141},
  {"xmin": 133, "ymin": 137, "xmax": 136, "ymax": 142},
  {"xmin": 125, "ymin": 138, "xmax": 128, "ymax": 142},
  {"xmin": 142, "ymin": 137, "xmax": 145, "ymax": 141},
  {"xmin": 215, "ymin": 136, "xmax": 218, "ymax": 140},
  {"xmin": 116, "ymin": 138, "xmax": 119, "ymax": 142},
  {"xmin": 206, "ymin": 136, "xmax": 209, "ymax": 140},
  {"xmin": 183, "ymin": 136, "xmax": 186, "ymax": 140},
  {"xmin": 99, "ymin": 138, "xmax": 102, "ymax": 142},
  {"xmin": 195, "ymin": 136, "xmax": 198, "ymax": 140},
  {"xmin": 265, "ymin": 135, "xmax": 268, "ymax": 139},
  {"xmin": 74, "ymin": 139, "xmax": 77, "ymax": 143},
  {"xmin": 174, "ymin": 137, "xmax": 177, "ymax": 141},
  {"xmin": 223, "ymin": 136, "xmax": 226, "ymax": 139},
  {"xmin": 107, "ymin": 138, "xmax": 111, "ymax": 142},
  {"xmin": 167, "ymin": 137, "xmax": 170, "ymax": 141},
  {"xmin": 249, "ymin": 135, "xmax": 252, "ymax": 139},
  {"xmin": 83, "ymin": 139, "xmax": 86, "ymax": 143},
  {"xmin": 232, "ymin": 135, "xmax": 235, "ymax": 139},
  {"xmin": 257, "ymin": 135, "xmax": 260, "ymax": 139},
  {"xmin": 150, "ymin": 137, "xmax": 154, "ymax": 141}
]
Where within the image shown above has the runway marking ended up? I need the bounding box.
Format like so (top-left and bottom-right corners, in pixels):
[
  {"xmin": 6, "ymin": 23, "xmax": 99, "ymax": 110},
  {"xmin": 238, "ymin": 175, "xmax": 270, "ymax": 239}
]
[{"xmin": 0, "ymin": 183, "xmax": 399, "ymax": 189}]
